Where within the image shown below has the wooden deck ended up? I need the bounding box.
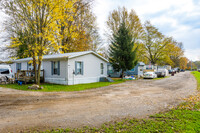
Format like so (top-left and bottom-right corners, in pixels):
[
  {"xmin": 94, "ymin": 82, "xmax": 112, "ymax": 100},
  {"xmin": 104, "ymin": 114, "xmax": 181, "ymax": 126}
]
[{"xmin": 15, "ymin": 70, "xmax": 44, "ymax": 84}]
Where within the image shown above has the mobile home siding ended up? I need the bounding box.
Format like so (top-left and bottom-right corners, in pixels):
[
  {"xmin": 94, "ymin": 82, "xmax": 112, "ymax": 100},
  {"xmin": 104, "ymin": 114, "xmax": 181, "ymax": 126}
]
[
  {"xmin": 43, "ymin": 60, "xmax": 68, "ymax": 85},
  {"xmin": 11, "ymin": 51, "xmax": 108, "ymax": 85},
  {"xmin": 68, "ymin": 54, "xmax": 107, "ymax": 85},
  {"xmin": 12, "ymin": 62, "xmax": 44, "ymax": 74}
]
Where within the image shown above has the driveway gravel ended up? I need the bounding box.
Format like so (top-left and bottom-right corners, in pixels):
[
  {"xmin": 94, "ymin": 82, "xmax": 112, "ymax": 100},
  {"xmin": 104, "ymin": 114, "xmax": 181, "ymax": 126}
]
[{"xmin": 0, "ymin": 71, "xmax": 197, "ymax": 132}]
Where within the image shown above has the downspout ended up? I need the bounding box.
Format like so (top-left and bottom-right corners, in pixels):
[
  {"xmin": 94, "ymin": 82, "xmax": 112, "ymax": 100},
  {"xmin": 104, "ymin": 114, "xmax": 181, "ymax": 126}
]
[{"xmin": 66, "ymin": 58, "xmax": 69, "ymax": 85}]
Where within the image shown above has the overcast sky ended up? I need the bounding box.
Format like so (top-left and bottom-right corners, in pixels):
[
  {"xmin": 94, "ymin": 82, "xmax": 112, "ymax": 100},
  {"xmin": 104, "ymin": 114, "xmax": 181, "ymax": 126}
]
[
  {"xmin": 0, "ymin": 0, "xmax": 200, "ymax": 61},
  {"xmin": 93, "ymin": 0, "xmax": 200, "ymax": 61},
  {"xmin": 0, "ymin": 10, "xmax": 8, "ymax": 60}
]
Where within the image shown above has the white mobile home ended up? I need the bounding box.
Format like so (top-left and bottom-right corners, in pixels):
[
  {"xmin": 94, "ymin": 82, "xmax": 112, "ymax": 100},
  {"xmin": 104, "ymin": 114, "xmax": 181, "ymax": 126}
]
[{"xmin": 12, "ymin": 51, "xmax": 108, "ymax": 85}]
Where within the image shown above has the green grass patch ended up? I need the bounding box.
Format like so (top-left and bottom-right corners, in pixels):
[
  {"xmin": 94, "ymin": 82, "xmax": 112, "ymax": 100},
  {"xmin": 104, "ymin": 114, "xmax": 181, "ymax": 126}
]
[
  {"xmin": 37, "ymin": 108, "xmax": 200, "ymax": 133},
  {"xmin": 0, "ymin": 79, "xmax": 125, "ymax": 92},
  {"xmin": 191, "ymin": 71, "xmax": 200, "ymax": 90}
]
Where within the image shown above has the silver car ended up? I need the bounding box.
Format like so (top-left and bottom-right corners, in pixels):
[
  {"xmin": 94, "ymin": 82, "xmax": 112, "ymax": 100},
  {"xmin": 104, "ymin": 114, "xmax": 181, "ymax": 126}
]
[{"xmin": 143, "ymin": 72, "xmax": 157, "ymax": 79}]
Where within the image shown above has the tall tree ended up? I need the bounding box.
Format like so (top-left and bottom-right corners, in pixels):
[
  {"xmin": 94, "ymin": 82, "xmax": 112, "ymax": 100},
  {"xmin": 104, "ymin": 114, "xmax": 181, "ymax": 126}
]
[
  {"xmin": 179, "ymin": 57, "xmax": 188, "ymax": 69},
  {"xmin": 168, "ymin": 42, "xmax": 184, "ymax": 67},
  {"xmin": 58, "ymin": 0, "xmax": 101, "ymax": 53},
  {"xmin": 138, "ymin": 21, "xmax": 170, "ymax": 65},
  {"xmin": 106, "ymin": 7, "xmax": 143, "ymax": 60},
  {"xmin": 107, "ymin": 7, "xmax": 143, "ymax": 40},
  {"xmin": 154, "ymin": 38, "xmax": 184, "ymax": 67},
  {"xmin": 2, "ymin": 0, "xmax": 100, "ymax": 58},
  {"xmin": 109, "ymin": 21, "xmax": 137, "ymax": 78},
  {"xmin": 187, "ymin": 61, "xmax": 196, "ymax": 70},
  {"xmin": 1, "ymin": 0, "xmax": 78, "ymax": 85}
]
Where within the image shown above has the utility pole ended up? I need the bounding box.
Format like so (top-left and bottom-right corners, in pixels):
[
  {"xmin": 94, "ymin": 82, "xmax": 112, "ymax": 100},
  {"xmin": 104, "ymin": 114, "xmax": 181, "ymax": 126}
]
[{"xmin": 191, "ymin": 60, "xmax": 192, "ymax": 71}]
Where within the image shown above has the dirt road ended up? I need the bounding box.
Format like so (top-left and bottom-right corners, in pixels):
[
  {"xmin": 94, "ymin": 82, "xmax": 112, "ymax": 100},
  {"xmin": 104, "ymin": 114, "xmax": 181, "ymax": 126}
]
[{"xmin": 0, "ymin": 71, "xmax": 197, "ymax": 132}]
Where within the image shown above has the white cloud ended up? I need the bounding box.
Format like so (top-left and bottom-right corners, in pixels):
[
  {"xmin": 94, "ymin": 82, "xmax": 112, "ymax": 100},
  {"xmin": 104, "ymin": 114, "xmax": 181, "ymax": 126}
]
[
  {"xmin": 93, "ymin": 0, "xmax": 200, "ymax": 61},
  {"xmin": 151, "ymin": 16, "xmax": 178, "ymax": 29},
  {"xmin": 93, "ymin": 0, "xmax": 119, "ymax": 39},
  {"xmin": 185, "ymin": 49, "xmax": 200, "ymax": 61}
]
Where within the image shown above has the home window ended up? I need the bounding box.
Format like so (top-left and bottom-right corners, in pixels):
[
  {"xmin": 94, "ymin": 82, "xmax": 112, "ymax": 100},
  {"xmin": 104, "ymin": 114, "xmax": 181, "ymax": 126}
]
[
  {"xmin": 51, "ymin": 61, "xmax": 60, "ymax": 75},
  {"xmin": 53, "ymin": 61, "xmax": 58, "ymax": 75},
  {"xmin": 27, "ymin": 63, "xmax": 32, "ymax": 70},
  {"xmin": 101, "ymin": 63, "xmax": 104, "ymax": 74},
  {"xmin": 75, "ymin": 61, "xmax": 83, "ymax": 75},
  {"xmin": 16, "ymin": 63, "xmax": 21, "ymax": 71}
]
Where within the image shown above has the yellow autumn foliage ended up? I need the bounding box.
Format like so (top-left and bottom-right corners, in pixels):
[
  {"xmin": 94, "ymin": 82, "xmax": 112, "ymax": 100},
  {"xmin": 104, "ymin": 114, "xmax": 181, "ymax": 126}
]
[{"xmin": 3, "ymin": 0, "xmax": 81, "ymax": 84}]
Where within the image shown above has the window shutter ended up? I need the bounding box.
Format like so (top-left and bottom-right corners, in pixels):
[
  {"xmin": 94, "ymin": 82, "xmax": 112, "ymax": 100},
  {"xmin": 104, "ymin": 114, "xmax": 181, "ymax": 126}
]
[
  {"xmin": 102, "ymin": 63, "xmax": 104, "ymax": 74},
  {"xmin": 81, "ymin": 62, "xmax": 84, "ymax": 75},
  {"xmin": 58, "ymin": 61, "xmax": 60, "ymax": 75},
  {"xmin": 75, "ymin": 61, "xmax": 77, "ymax": 75},
  {"xmin": 51, "ymin": 61, "xmax": 53, "ymax": 75}
]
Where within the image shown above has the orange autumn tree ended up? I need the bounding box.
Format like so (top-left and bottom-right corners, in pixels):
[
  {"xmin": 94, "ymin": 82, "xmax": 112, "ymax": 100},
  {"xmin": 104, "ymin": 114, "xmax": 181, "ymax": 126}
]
[
  {"xmin": 162, "ymin": 39, "xmax": 184, "ymax": 67},
  {"xmin": 180, "ymin": 57, "xmax": 188, "ymax": 70},
  {"xmin": 1, "ymin": 0, "xmax": 79, "ymax": 85}
]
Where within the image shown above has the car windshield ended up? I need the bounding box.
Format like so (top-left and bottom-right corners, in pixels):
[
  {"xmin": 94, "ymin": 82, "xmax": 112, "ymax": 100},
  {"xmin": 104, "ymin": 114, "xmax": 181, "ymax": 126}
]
[{"xmin": 0, "ymin": 69, "xmax": 10, "ymax": 74}]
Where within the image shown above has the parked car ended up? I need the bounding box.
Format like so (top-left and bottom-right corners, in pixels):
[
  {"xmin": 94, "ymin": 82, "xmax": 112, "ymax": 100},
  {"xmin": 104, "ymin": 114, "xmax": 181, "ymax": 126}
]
[
  {"xmin": 156, "ymin": 69, "xmax": 168, "ymax": 77},
  {"xmin": 0, "ymin": 65, "xmax": 13, "ymax": 79},
  {"xmin": 155, "ymin": 72, "xmax": 164, "ymax": 77},
  {"xmin": 168, "ymin": 69, "xmax": 173, "ymax": 74},
  {"xmin": 172, "ymin": 69, "xmax": 177, "ymax": 74},
  {"xmin": 143, "ymin": 72, "xmax": 157, "ymax": 79},
  {"xmin": 180, "ymin": 69, "xmax": 185, "ymax": 72}
]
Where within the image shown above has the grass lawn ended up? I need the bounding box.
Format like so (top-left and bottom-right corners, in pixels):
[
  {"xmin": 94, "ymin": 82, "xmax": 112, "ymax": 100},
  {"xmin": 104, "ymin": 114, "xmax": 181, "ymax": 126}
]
[
  {"xmin": 44, "ymin": 108, "xmax": 200, "ymax": 133},
  {"xmin": 191, "ymin": 71, "xmax": 200, "ymax": 90},
  {"xmin": 37, "ymin": 72, "xmax": 200, "ymax": 133},
  {"xmin": 0, "ymin": 79, "xmax": 125, "ymax": 92}
]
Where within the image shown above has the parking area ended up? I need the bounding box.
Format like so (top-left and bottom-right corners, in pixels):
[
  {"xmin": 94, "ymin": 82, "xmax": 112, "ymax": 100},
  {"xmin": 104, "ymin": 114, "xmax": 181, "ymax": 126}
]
[{"xmin": 0, "ymin": 71, "xmax": 197, "ymax": 132}]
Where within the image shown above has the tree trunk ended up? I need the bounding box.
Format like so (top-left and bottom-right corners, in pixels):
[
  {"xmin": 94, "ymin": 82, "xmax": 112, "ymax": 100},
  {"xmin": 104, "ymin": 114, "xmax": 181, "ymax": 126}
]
[
  {"xmin": 37, "ymin": 69, "xmax": 41, "ymax": 85},
  {"xmin": 36, "ymin": 56, "xmax": 42, "ymax": 85},
  {"xmin": 121, "ymin": 70, "xmax": 124, "ymax": 79},
  {"xmin": 32, "ymin": 55, "xmax": 38, "ymax": 84}
]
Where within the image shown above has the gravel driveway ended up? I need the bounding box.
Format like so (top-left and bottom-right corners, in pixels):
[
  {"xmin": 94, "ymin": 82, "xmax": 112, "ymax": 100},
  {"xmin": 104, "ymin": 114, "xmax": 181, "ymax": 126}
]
[{"xmin": 0, "ymin": 71, "xmax": 197, "ymax": 132}]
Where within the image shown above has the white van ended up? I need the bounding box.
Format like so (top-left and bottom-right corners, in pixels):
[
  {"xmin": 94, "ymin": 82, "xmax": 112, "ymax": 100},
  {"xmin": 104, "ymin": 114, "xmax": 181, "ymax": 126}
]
[
  {"xmin": 156, "ymin": 69, "xmax": 169, "ymax": 77},
  {"xmin": 0, "ymin": 65, "xmax": 13, "ymax": 78}
]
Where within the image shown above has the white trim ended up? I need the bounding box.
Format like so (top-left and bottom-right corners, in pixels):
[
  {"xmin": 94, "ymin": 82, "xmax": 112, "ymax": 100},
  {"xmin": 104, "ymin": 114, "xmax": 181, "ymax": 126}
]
[
  {"xmin": 45, "ymin": 77, "xmax": 67, "ymax": 85},
  {"xmin": 66, "ymin": 58, "xmax": 69, "ymax": 83},
  {"xmin": 69, "ymin": 51, "xmax": 108, "ymax": 62},
  {"xmin": 68, "ymin": 76, "xmax": 101, "ymax": 85},
  {"xmin": 45, "ymin": 77, "xmax": 66, "ymax": 81},
  {"xmin": 13, "ymin": 51, "xmax": 109, "ymax": 63}
]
